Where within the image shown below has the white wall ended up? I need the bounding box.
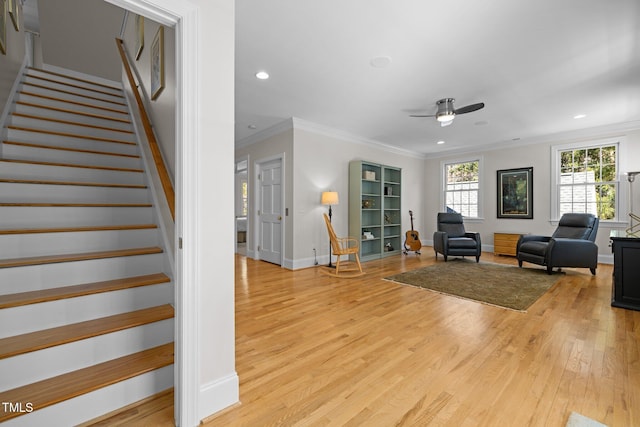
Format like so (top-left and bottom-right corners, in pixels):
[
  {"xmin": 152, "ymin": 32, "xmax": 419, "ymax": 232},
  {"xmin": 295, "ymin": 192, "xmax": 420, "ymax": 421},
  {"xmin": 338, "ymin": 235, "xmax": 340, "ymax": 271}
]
[
  {"xmin": 121, "ymin": 15, "xmax": 177, "ymax": 179},
  {"xmin": 424, "ymin": 128, "xmax": 640, "ymax": 261},
  {"xmin": 236, "ymin": 119, "xmax": 426, "ymax": 269},
  {"xmin": 0, "ymin": 0, "xmax": 26, "ymax": 137},
  {"xmin": 292, "ymin": 125, "xmax": 425, "ymax": 268}
]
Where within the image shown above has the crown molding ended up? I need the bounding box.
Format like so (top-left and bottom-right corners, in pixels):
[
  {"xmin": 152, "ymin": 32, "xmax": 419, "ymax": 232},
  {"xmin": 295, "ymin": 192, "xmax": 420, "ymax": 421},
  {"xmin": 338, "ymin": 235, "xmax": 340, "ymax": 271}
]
[{"xmin": 423, "ymin": 120, "xmax": 640, "ymax": 159}]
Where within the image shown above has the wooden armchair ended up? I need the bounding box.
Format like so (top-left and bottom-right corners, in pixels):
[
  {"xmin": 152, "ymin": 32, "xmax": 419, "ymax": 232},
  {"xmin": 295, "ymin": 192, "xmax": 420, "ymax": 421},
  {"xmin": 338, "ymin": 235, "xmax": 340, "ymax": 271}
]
[{"xmin": 323, "ymin": 214, "xmax": 363, "ymax": 277}]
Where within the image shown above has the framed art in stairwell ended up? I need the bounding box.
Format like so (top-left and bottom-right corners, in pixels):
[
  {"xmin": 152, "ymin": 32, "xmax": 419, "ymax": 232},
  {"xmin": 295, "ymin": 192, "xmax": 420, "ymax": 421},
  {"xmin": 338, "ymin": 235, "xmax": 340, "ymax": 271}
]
[
  {"xmin": 150, "ymin": 25, "xmax": 165, "ymax": 100},
  {"xmin": 8, "ymin": 0, "xmax": 18, "ymax": 32},
  {"xmin": 497, "ymin": 167, "xmax": 533, "ymax": 219},
  {"xmin": 0, "ymin": 0, "xmax": 6, "ymax": 55},
  {"xmin": 135, "ymin": 14, "xmax": 144, "ymax": 60}
]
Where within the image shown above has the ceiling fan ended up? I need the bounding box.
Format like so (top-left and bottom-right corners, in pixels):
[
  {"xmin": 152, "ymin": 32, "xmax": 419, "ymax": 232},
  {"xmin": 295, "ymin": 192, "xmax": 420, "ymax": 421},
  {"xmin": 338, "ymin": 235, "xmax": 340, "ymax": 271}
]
[{"xmin": 410, "ymin": 98, "xmax": 485, "ymax": 127}]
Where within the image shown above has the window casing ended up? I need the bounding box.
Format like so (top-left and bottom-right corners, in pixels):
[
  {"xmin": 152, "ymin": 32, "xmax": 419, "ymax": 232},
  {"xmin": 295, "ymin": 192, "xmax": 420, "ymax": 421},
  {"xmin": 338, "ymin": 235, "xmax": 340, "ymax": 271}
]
[
  {"xmin": 442, "ymin": 159, "xmax": 481, "ymax": 218},
  {"xmin": 552, "ymin": 140, "xmax": 622, "ymax": 222}
]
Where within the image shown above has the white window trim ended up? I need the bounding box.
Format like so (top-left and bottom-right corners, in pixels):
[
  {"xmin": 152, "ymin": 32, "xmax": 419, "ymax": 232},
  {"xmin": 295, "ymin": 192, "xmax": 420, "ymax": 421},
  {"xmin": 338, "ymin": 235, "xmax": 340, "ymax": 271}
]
[
  {"xmin": 550, "ymin": 137, "xmax": 628, "ymax": 227},
  {"xmin": 440, "ymin": 156, "xmax": 484, "ymax": 221}
]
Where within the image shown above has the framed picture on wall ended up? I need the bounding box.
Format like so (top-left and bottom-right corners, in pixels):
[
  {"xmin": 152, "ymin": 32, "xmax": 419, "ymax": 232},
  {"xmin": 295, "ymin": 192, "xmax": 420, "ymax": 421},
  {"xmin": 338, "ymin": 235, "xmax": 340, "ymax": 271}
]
[
  {"xmin": 497, "ymin": 167, "xmax": 533, "ymax": 219},
  {"xmin": 8, "ymin": 0, "xmax": 18, "ymax": 32},
  {"xmin": 150, "ymin": 26, "xmax": 164, "ymax": 100},
  {"xmin": 135, "ymin": 14, "xmax": 144, "ymax": 60},
  {"xmin": 0, "ymin": 0, "xmax": 6, "ymax": 55}
]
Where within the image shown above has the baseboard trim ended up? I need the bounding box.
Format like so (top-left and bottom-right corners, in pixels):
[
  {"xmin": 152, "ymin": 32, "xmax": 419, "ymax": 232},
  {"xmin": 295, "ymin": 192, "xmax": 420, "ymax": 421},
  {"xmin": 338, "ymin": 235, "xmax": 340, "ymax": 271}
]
[{"xmin": 198, "ymin": 372, "xmax": 239, "ymax": 422}]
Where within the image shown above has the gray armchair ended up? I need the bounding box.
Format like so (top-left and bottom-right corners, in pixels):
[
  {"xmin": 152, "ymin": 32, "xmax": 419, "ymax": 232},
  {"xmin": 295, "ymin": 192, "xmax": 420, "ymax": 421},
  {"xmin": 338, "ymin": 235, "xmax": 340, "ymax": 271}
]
[
  {"xmin": 433, "ymin": 212, "xmax": 481, "ymax": 262},
  {"xmin": 517, "ymin": 213, "xmax": 599, "ymax": 275}
]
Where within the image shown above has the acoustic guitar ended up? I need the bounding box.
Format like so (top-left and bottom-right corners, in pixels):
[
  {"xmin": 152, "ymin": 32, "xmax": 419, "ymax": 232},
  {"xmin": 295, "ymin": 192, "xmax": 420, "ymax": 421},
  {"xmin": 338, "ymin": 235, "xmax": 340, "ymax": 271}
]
[{"xmin": 404, "ymin": 210, "xmax": 422, "ymax": 254}]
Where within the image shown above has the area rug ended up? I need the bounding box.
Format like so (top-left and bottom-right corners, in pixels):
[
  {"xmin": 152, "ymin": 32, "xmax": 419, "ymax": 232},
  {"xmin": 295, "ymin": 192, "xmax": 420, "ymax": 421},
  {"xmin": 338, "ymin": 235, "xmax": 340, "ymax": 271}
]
[{"xmin": 384, "ymin": 259, "xmax": 561, "ymax": 311}]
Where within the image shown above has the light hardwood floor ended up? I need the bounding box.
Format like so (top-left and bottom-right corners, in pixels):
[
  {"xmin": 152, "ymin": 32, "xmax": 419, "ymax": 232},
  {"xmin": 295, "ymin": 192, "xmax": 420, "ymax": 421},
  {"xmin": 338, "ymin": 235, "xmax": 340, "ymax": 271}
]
[{"xmin": 91, "ymin": 250, "xmax": 639, "ymax": 426}]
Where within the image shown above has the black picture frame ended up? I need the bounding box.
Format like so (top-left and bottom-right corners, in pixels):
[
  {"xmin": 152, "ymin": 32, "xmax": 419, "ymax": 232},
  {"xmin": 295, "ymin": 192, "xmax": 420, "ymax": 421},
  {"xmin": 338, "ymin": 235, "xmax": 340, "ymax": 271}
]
[{"xmin": 497, "ymin": 167, "xmax": 533, "ymax": 219}]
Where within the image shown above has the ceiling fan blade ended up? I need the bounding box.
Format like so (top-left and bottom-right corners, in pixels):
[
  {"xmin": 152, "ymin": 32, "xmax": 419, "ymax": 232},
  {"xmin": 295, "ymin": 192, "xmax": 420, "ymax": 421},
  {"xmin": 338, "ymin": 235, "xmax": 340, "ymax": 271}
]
[
  {"xmin": 454, "ymin": 102, "xmax": 485, "ymax": 115},
  {"xmin": 409, "ymin": 114, "xmax": 436, "ymax": 118}
]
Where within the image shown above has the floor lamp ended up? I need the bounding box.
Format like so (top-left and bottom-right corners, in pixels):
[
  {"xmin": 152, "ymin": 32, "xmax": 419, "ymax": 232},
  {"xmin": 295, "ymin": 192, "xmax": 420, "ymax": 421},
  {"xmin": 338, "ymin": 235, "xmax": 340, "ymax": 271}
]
[
  {"xmin": 626, "ymin": 172, "xmax": 640, "ymax": 237},
  {"xmin": 321, "ymin": 191, "xmax": 339, "ymax": 267}
]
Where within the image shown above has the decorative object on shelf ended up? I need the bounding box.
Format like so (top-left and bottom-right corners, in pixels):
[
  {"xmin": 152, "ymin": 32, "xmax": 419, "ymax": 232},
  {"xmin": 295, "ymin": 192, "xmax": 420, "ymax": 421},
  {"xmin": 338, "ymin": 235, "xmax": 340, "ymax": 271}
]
[
  {"xmin": 384, "ymin": 186, "xmax": 393, "ymax": 196},
  {"xmin": 363, "ymin": 231, "xmax": 374, "ymax": 240},
  {"xmin": 135, "ymin": 14, "xmax": 144, "ymax": 60},
  {"xmin": 497, "ymin": 167, "xmax": 533, "ymax": 219},
  {"xmin": 0, "ymin": 0, "xmax": 6, "ymax": 55},
  {"xmin": 385, "ymin": 242, "xmax": 394, "ymax": 252},
  {"xmin": 384, "ymin": 213, "xmax": 391, "ymax": 224},
  {"xmin": 321, "ymin": 191, "xmax": 340, "ymax": 267},
  {"xmin": 362, "ymin": 199, "xmax": 374, "ymax": 209},
  {"xmin": 151, "ymin": 26, "xmax": 165, "ymax": 100},
  {"xmin": 626, "ymin": 171, "xmax": 640, "ymax": 237},
  {"xmin": 363, "ymin": 170, "xmax": 376, "ymax": 181}
]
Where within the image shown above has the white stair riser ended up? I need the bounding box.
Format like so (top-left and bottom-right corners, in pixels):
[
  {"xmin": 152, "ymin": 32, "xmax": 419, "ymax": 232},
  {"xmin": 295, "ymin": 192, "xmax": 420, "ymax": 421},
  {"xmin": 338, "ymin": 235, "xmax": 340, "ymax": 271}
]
[
  {"xmin": 0, "ymin": 206, "xmax": 154, "ymax": 228},
  {"xmin": 0, "ymin": 182, "xmax": 149, "ymax": 203},
  {"xmin": 16, "ymin": 93, "xmax": 130, "ymax": 121},
  {"xmin": 21, "ymin": 77, "xmax": 126, "ymax": 105},
  {"xmin": 0, "ymin": 365, "xmax": 174, "ymax": 427},
  {"xmin": 0, "ymin": 229, "xmax": 159, "ymax": 259},
  {"xmin": 0, "ymin": 318, "xmax": 173, "ymax": 391},
  {"xmin": 4, "ymin": 128, "xmax": 139, "ymax": 156},
  {"xmin": 8, "ymin": 115, "xmax": 137, "ymax": 142},
  {"xmin": 13, "ymin": 103, "xmax": 133, "ymax": 132},
  {"xmin": 2, "ymin": 143, "xmax": 142, "ymax": 170},
  {"xmin": 19, "ymin": 83, "xmax": 129, "ymax": 113},
  {"xmin": 25, "ymin": 70, "xmax": 124, "ymax": 96},
  {"xmin": 0, "ymin": 160, "xmax": 146, "ymax": 185},
  {"xmin": 0, "ymin": 283, "xmax": 173, "ymax": 338},
  {"xmin": 7, "ymin": 128, "xmax": 138, "ymax": 154},
  {"xmin": 1, "ymin": 183, "xmax": 149, "ymax": 204},
  {"xmin": 0, "ymin": 253, "xmax": 167, "ymax": 293}
]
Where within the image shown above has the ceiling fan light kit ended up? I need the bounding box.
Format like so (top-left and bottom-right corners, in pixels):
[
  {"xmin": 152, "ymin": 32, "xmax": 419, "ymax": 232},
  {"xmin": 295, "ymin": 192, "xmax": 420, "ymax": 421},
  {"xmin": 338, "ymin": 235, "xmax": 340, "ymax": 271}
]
[{"xmin": 411, "ymin": 98, "xmax": 485, "ymax": 126}]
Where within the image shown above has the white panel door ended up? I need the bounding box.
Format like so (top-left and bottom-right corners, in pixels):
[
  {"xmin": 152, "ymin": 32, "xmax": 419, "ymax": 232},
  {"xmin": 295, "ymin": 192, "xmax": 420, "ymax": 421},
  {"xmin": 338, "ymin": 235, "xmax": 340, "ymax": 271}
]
[{"xmin": 258, "ymin": 159, "xmax": 282, "ymax": 265}]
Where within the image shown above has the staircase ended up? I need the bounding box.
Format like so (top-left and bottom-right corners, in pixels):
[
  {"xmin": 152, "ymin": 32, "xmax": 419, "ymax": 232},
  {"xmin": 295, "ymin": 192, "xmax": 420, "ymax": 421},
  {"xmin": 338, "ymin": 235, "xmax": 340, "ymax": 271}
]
[{"xmin": 0, "ymin": 67, "xmax": 174, "ymax": 426}]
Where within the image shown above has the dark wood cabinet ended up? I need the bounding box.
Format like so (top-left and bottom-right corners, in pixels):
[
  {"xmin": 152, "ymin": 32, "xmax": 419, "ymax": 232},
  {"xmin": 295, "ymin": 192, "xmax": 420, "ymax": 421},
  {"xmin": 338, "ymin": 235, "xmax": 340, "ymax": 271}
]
[{"xmin": 610, "ymin": 231, "xmax": 640, "ymax": 311}]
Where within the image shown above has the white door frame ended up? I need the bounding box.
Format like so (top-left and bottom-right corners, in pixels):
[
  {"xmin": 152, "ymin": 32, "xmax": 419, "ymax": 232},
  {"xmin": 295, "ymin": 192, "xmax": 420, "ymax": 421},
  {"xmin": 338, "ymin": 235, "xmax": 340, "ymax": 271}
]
[
  {"xmin": 254, "ymin": 154, "xmax": 285, "ymax": 266},
  {"xmin": 104, "ymin": 1, "xmax": 201, "ymax": 425}
]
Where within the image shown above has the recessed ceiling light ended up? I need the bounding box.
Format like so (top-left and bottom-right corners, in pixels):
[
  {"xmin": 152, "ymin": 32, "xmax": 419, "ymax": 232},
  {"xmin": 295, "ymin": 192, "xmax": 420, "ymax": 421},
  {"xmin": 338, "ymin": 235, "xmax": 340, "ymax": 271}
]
[
  {"xmin": 370, "ymin": 56, "xmax": 392, "ymax": 68},
  {"xmin": 574, "ymin": 114, "xmax": 586, "ymax": 119},
  {"xmin": 248, "ymin": 124, "xmax": 257, "ymax": 129},
  {"xmin": 437, "ymin": 140, "xmax": 446, "ymax": 145},
  {"xmin": 255, "ymin": 71, "xmax": 269, "ymax": 80},
  {"xmin": 474, "ymin": 120, "xmax": 489, "ymax": 126}
]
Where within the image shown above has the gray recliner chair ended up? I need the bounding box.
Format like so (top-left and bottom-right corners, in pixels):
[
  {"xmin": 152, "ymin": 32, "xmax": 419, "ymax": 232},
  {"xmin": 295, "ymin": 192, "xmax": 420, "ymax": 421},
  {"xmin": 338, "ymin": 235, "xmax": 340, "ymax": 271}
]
[
  {"xmin": 517, "ymin": 213, "xmax": 599, "ymax": 275},
  {"xmin": 433, "ymin": 212, "xmax": 481, "ymax": 262}
]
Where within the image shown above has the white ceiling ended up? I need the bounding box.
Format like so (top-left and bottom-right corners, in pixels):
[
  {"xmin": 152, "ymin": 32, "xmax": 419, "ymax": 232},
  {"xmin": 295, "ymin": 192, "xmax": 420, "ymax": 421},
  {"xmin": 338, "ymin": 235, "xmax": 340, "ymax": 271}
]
[{"xmin": 235, "ymin": 0, "xmax": 640, "ymax": 157}]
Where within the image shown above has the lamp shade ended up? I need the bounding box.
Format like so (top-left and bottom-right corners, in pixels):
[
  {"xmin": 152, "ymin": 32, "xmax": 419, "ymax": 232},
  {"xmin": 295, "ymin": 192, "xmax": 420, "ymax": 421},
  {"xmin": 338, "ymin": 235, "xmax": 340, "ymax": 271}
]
[{"xmin": 321, "ymin": 191, "xmax": 339, "ymax": 205}]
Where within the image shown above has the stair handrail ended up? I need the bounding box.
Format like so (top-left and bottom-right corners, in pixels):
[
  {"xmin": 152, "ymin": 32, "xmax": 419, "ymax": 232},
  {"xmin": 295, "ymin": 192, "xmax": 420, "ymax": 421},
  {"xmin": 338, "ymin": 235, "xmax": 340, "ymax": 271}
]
[{"xmin": 115, "ymin": 37, "xmax": 175, "ymax": 220}]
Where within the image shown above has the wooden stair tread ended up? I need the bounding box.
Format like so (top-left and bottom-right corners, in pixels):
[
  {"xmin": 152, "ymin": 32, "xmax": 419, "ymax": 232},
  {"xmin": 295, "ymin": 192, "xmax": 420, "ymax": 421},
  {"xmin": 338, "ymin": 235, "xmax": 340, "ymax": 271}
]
[
  {"xmin": 3, "ymin": 140, "xmax": 140, "ymax": 158},
  {"xmin": 11, "ymin": 112, "xmax": 134, "ymax": 134},
  {"xmin": 7, "ymin": 125, "xmax": 136, "ymax": 145},
  {"xmin": 21, "ymin": 82, "xmax": 128, "ymax": 107},
  {"xmin": 25, "ymin": 74, "xmax": 126, "ymax": 99},
  {"xmin": 28, "ymin": 67, "xmax": 123, "ymax": 92},
  {"xmin": 0, "ymin": 158, "xmax": 143, "ymax": 173},
  {"xmin": 20, "ymin": 91, "xmax": 129, "ymax": 115},
  {"xmin": 0, "ymin": 305, "xmax": 174, "ymax": 360},
  {"xmin": 0, "ymin": 224, "xmax": 157, "ymax": 236},
  {"xmin": 0, "ymin": 342, "xmax": 174, "ymax": 422},
  {"xmin": 0, "ymin": 273, "xmax": 169, "ymax": 309},
  {"xmin": 0, "ymin": 178, "xmax": 146, "ymax": 189},
  {"xmin": 16, "ymin": 101, "xmax": 132, "ymax": 124},
  {"xmin": 0, "ymin": 246, "xmax": 163, "ymax": 269}
]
